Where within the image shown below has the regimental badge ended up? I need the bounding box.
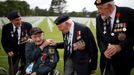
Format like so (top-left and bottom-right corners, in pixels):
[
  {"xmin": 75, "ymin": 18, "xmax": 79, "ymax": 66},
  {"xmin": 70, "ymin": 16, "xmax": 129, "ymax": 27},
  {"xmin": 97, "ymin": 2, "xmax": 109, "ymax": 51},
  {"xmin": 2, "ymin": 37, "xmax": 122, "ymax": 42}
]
[
  {"xmin": 118, "ymin": 33, "xmax": 126, "ymax": 41},
  {"xmin": 96, "ymin": 0, "xmax": 101, "ymax": 4},
  {"xmin": 10, "ymin": 31, "xmax": 14, "ymax": 37},
  {"xmin": 49, "ymin": 48, "xmax": 55, "ymax": 55},
  {"xmin": 76, "ymin": 30, "xmax": 81, "ymax": 40}
]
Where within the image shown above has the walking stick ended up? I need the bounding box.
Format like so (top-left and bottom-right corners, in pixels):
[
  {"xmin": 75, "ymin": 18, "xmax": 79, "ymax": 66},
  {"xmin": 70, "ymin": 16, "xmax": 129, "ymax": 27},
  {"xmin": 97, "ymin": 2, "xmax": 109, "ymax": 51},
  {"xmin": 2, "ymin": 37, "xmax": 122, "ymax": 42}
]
[{"xmin": 10, "ymin": 56, "xmax": 14, "ymax": 75}]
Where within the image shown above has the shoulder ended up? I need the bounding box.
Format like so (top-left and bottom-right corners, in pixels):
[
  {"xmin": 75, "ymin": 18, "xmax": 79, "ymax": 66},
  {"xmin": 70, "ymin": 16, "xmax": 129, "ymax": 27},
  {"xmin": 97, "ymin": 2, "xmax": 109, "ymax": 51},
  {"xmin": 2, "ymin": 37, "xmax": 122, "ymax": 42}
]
[
  {"xmin": 22, "ymin": 22, "xmax": 32, "ymax": 27},
  {"xmin": 21, "ymin": 22, "xmax": 32, "ymax": 29},
  {"xmin": 2, "ymin": 23, "xmax": 12, "ymax": 29},
  {"xmin": 74, "ymin": 22, "xmax": 87, "ymax": 29},
  {"xmin": 117, "ymin": 6, "xmax": 134, "ymax": 14},
  {"xmin": 26, "ymin": 42, "xmax": 35, "ymax": 47}
]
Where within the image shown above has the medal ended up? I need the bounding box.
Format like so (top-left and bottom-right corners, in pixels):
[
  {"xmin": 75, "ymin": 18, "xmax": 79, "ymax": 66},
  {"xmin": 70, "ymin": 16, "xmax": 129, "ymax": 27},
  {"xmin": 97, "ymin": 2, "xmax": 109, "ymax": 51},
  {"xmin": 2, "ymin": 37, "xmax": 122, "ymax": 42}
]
[
  {"xmin": 118, "ymin": 33, "xmax": 126, "ymax": 41},
  {"xmin": 11, "ymin": 31, "xmax": 14, "ymax": 37},
  {"xmin": 111, "ymin": 33, "xmax": 115, "ymax": 36},
  {"xmin": 123, "ymin": 27, "xmax": 127, "ymax": 32},
  {"xmin": 123, "ymin": 23, "xmax": 127, "ymax": 32},
  {"xmin": 103, "ymin": 19, "xmax": 107, "ymax": 34},
  {"xmin": 103, "ymin": 31, "xmax": 106, "ymax": 34}
]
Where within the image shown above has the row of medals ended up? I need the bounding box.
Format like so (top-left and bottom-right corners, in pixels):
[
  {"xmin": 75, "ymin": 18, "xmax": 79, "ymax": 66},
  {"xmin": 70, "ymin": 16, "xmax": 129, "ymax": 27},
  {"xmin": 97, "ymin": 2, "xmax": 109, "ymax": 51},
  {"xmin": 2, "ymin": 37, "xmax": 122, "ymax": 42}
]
[
  {"xmin": 103, "ymin": 18, "xmax": 127, "ymax": 41},
  {"xmin": 10, "ymin": 31, "xmax": 29, "ymax": 44}
]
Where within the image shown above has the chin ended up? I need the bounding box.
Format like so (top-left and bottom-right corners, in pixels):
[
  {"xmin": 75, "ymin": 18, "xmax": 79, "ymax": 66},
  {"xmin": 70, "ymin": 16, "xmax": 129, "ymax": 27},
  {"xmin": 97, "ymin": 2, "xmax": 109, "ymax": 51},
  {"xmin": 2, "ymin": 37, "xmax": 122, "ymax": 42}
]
[{"xmin": 35, "ymin": 42, "xmax": 42, "ymax": 45}]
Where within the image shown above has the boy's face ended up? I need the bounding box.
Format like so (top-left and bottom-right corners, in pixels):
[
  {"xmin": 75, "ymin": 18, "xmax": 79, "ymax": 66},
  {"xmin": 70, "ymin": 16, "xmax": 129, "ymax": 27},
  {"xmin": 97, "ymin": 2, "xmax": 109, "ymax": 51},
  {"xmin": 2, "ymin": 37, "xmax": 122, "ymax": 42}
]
[{"xmin": 31, "ymin": 33, "xmax": 44, "ymax": 45}]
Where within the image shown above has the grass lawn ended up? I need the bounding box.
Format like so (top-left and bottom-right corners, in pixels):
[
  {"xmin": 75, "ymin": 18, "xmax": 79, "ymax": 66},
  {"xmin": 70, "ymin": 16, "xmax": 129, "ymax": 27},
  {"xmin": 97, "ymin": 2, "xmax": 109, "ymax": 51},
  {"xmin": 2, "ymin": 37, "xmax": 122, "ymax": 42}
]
[{"xmin": 0, "ymin": 17, "xmax": 134, "ymax": 75}]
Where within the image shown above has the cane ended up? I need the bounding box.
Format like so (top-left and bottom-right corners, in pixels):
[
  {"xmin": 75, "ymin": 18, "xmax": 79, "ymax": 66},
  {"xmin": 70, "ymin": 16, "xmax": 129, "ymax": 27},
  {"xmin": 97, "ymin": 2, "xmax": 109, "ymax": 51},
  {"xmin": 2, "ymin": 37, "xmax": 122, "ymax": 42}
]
[
  {"xmin": 102, "ymin": 59, "xmax": 108, "ymax": 75},
  {"xmin": 10, "ymin": 56, "xmax": 14, "ymax": 75}
]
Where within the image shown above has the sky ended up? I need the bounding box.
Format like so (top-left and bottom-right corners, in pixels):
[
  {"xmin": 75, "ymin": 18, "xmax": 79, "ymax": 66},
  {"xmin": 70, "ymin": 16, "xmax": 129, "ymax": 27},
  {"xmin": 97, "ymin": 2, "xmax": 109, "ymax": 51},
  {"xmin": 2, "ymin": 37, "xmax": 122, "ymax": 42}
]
[{"xmin": 24, "ymin": 0, "xmax": 134, "ymax": 12}]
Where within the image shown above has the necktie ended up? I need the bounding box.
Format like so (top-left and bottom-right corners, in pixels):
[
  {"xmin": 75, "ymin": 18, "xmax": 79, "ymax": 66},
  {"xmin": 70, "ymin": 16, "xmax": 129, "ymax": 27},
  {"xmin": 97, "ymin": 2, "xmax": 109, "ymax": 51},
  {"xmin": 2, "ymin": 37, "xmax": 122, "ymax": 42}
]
[
  {"xmin": 14, "ymin": 27, "xmax": 18, "ymax": 42},
  {"xmin": 65, "ymin": 32, "xmax": 72, "ymax": 57},
  {"xmin": 106, "ymin": 17, "xmax": 111, "ymax": 34}
]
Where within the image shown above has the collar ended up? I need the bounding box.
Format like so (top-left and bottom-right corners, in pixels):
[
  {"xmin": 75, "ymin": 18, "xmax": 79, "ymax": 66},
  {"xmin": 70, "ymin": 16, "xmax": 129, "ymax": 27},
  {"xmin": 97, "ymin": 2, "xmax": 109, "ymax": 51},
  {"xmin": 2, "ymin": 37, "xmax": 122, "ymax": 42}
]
[
  {"xmin": 69, "ymin": 21, "xmax": 74, "ymax": 35},
  {"xmin": 13, "ymin": 24, "xmax": 21, "ymax": 30}
]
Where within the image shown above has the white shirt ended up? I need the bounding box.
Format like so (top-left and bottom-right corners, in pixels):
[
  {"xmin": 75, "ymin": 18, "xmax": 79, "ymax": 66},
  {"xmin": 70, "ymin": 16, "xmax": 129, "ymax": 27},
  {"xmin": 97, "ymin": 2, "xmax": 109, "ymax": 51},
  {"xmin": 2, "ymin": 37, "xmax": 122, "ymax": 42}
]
[
  {"xmin": 13, "ymin": 24, "xmax": 21, "ymax": 44},
  {"xmin": 110, "ymin": 6, "xmax": 117, "ymax": 31},
  {"xmin": 67, "ymin": 21, "xmax": 74, "ymax": 53}
]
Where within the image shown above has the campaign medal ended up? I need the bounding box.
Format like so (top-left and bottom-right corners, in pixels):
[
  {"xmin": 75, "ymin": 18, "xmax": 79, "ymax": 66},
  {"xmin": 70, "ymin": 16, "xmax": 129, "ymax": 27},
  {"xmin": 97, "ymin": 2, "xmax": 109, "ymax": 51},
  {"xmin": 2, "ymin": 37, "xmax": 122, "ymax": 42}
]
[
  {"xmin": 122, "ymin": 23, "xmax": 127, "ymax": 32},
  {"xmin": 111, "ymin": 32, "xmax": 115, "ymax": 36},
  {"xmin": 103, "ymin": 21, "xmax": 107, "ymax": 34},
  {"xmin": 118, "ymin": 33, "xmax": 126, "ymax": 41},
  {"xmin": 11, "ymin": 31, "xmax": 14, "ymax": 37},
  {"xmin": 76, "ymin": 31, "xmax": 81, "ymax": 40}
]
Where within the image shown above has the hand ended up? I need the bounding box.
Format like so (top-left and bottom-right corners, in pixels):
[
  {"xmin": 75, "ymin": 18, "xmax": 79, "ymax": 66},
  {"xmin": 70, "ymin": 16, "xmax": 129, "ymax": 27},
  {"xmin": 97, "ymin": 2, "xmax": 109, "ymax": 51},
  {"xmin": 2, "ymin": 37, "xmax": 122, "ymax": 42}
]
[
  {"xmin": 46, "ymin": 39, "xmax": 56, "ymax": 45},
  {"xmin": 104, "ymin": 43, "xmax": 121, "ymax": 59},
  {"xmin": 90, "ymin": 70, "xmax": 96, "ymax": 74},
  {"xmin": 27, "ymin": 38, "xmax": 33, "ymax": 43},
  {"xmin": 39, "ymin": 39, "xmax": 55, "ymax": 50},
  {"xmin": 31, "ymin": 72, "xmax": 36, "ymax": 75},
  {"xmin": 8, "ymin": 51, "xmax": 14, "ymax": 57}
]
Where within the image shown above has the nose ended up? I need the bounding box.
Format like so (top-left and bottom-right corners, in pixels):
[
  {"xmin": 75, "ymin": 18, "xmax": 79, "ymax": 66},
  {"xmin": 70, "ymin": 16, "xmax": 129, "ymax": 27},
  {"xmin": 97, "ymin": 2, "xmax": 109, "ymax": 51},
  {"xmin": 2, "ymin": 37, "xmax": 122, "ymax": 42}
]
[{"xmin": 36, "ymin": 37, "xmax": 41, "ymax": 41}]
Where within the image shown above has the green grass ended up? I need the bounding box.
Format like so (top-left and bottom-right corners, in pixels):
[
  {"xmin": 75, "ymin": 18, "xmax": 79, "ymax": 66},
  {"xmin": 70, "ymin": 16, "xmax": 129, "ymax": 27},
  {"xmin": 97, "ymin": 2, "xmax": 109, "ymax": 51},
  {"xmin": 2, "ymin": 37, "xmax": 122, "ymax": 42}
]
[{"xmin": 0, "ymin": 18, "xmax": 134, "ymax": 75}]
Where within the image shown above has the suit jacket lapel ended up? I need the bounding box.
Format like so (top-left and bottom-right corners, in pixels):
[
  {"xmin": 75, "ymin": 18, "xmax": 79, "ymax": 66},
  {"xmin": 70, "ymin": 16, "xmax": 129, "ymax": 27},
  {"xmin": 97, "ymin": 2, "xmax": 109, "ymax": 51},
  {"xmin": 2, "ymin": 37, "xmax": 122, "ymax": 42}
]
[{"xmin": 72, "ymin": 22, "xmax": 77, "ymax": 44}]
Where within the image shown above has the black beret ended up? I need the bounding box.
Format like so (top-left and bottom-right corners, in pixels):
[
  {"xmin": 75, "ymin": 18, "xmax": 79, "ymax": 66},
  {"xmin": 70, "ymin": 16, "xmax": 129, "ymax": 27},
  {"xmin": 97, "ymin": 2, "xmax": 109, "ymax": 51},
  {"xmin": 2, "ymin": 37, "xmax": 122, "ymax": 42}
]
[
  {"xmin": 94, "ymin": 0, "xmax": 113, "ymax": 5},
  {"xmin": 30, "ymin": 27, "xmax": 43, "ymax": 36},
  {"xmin": 54, "ymin": 15, "xmax": 70, "ymax": 25},
  {"xmin": 7, "ymin": 10, "xmax": 21, "ymax": 21}
]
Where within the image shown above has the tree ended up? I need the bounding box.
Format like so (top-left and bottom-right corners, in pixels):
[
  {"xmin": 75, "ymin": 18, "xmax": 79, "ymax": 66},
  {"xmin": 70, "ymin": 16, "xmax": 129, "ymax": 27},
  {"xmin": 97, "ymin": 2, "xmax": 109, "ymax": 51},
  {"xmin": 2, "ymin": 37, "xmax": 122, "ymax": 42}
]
[
  {"xmin": 49, "ymin": 0, "xmax": 67, "ymax": 15},
  {"xmin": 0, "ymin": 1, "xmax": 31, "ymax": 16}
]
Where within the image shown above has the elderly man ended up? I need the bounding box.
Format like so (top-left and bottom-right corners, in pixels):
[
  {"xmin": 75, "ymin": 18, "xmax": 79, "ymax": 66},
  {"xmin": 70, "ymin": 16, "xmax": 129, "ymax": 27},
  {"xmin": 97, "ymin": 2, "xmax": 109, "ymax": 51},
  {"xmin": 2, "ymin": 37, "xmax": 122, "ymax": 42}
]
[
  {"xmin": 54, "ymin": 15, "xmax": 98, "ymax": 75},
  {"xmin": 1, "ymin": 10, "xmax": 32, "ymax": 75},
  {"xmin": 25, "ymin": 27, "xmax": 59, "ymax": 75},
  {"xmin": 95, "ymin": 0, "xmax": 134, "ymax": 75}
]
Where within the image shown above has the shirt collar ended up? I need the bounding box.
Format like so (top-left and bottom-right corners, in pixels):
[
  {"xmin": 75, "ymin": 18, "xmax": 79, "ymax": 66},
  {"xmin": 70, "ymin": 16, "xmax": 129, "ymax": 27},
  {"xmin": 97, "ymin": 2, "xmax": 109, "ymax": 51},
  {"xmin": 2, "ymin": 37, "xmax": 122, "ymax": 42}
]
[
  {"xmin": 69, "ymin": 21, "xmax": 74, "ymax": 35},
  {"xmin": 13, "ymin": 24, "xmax": 21, "ymax": 30}
]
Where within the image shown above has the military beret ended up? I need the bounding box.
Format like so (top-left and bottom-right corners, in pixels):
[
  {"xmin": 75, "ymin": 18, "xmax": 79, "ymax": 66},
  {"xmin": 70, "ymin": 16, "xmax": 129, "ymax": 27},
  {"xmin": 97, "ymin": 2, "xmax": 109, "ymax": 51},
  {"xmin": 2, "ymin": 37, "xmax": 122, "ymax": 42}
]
[
  {"xmin": 54, "ymin": 15, "xmax": 70, "ymax": 25},
  {"xmin": 94, "ymin": 0, "xmax": 113, "ymax": 5},
  {"xmin": 30, "ymin": 27, "xmax": 43, "ymax": 35},
  {"xmin": 7, "ymin": 10, "xmax": 21, "ymax": 21}
]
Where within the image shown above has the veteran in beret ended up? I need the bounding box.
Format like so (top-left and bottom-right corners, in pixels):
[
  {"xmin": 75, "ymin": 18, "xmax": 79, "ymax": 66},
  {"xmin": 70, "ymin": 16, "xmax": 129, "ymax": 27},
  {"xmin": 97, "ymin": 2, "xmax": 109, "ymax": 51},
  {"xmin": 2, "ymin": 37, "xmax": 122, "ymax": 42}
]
[
  {"xmin": 1, "ymin": 10, "xmax": 32, "ymax": 75},
  {"xmin": 54, "ymin": 15, "xmax": 98, "ymax": 75},
  {"xmin": 25, "ymin": 27, "xmax": 59, "ymax": 75},
  {"xmin": 94, "ymin": 0, "xmax": 134, "ymax": 75}
]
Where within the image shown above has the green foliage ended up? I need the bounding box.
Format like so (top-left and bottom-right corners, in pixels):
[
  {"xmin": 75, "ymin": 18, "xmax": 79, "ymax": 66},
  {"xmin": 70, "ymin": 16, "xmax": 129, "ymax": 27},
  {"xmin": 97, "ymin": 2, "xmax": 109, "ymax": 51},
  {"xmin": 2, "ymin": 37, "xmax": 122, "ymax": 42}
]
[
  {"xmin": 49, "ymin": 0, "xmax": 67, "ymax": 14},
  {"xmin": 0, "ymin": 1, "xmax": 31, "ymax": 17}
]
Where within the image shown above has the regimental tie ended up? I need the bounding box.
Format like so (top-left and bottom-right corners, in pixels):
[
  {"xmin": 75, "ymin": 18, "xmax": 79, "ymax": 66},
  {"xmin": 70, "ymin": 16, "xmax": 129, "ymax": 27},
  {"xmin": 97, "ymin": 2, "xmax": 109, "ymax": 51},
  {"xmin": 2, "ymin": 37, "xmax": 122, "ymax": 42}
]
[
  {"xmin": 65, "ymin": 32, "xmax": 72, "ymax": 57},
  {"xmin": 14, "ymin": 27, "xmax": 18, "ymax": 43}
]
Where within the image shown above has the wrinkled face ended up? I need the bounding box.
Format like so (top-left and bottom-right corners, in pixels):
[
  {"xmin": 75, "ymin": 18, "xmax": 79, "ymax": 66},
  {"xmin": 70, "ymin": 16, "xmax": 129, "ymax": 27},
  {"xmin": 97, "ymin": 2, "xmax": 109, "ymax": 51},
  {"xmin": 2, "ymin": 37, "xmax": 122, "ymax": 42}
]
[
  {"xmin": 96, "ymin": 4, "xmax": 111, "ymax": 17},
  {"xmin": 11, "ymin": 17, "xmax": 22, "ymax": 27},
  {"xmin": 57, "ymin": 22, "xmax": 70, "ymax": 34},
  {"xmin": 31, "ymin": 33, "xmax": 44, "ymax": 45}
]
